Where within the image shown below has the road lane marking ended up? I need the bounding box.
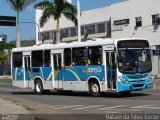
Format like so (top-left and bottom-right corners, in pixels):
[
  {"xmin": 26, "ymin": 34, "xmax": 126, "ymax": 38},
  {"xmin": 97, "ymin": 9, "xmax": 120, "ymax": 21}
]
[
  {"xmin": 98, "ymin": 105, "xmax": 129, "ymax": 110},
  {"xmin": 151, "ymin": 93, "xmax": 160, "ymax": 96},
  {"xmin": 104, "ymin": 111, "xmax": 119, "ymax": 113},
  {"xmin": 73, "ymin": 105, "xmax": 105, "ymax": 110},
  {"xmin": 48, "ymin": 105, "xmax": 65, "ymax": 108},
  {"xmin": 103, "ymin": 108, "xmax": 141, "ymax": 113},
  {"xmin": 130, "ymin": 105, "xmax": 160, "ymax": 109},
  {"xmin": 53, "ymin": 105, "xmax": 83, "ymax": 110}
]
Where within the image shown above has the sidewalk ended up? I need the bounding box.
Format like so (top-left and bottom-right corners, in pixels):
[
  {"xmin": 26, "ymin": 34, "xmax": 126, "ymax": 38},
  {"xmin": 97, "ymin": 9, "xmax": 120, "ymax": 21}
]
[
  {"xmin": 0, "ymin": 75, "xmax": 11, "ymax": 80},
  {"xmin": 0, "ymin": 97, "xmax": 34, "ymax": 120}
]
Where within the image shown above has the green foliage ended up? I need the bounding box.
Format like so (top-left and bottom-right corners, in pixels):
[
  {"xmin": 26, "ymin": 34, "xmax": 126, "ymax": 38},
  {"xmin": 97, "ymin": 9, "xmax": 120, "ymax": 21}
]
[
  {"xmin": 0, "ymin": 42, "xmax": 14, "ymax": 64},
  {"xmin": 0, "ymin": 41, "xmax": 15, "ymax": 50},
  {"xmin": 7, "ymin": 0, "xmax": 36, "ymax": 12},
  {"xmin": 0, "ymin": 51, "xmax": 8, "ymax": 64},
  {"xmin": 34, "ymin": 0, "xmax": 77, "ymax": 28},
  {"xmin": 9, "ymin": 40, "xmax": 35, "ymax": 47}
]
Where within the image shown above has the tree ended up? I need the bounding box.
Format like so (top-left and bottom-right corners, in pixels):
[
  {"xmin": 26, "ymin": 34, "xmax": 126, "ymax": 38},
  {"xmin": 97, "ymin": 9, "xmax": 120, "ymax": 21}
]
[
  {"xmin": 7, "ymin": 0, "xmax": 36, "ymax": 48},
  {"xmin": 34, "ymin": 0, "xmax": 77, "ymax": 43},
  {"xmin": 0, "ymin": 42, "xmax": 15, "ymax": 75}
]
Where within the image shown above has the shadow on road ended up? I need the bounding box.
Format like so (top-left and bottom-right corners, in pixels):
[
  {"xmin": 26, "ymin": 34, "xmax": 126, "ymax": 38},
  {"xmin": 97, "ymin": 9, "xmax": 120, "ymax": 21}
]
[{"xmin": 11, "ymin": 90, "xmax": 151, "ymax": 98}]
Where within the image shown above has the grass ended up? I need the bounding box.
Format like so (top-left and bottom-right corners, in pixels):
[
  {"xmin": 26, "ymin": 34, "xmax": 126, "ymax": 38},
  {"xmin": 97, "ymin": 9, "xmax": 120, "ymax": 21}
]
[{"xmin": 0, "ymin": 79, "xmax": 12, "ymax": 85}]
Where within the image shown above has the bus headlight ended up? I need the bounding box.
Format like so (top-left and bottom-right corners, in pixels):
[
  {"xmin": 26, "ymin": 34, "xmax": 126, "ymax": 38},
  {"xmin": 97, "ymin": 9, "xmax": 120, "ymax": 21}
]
[
  {"xmin": 118, "ymin": 76, "xmax": 129, "ymax": 83},
  {"xmin": 146, "ymin": 77, "xmax": 153, "ymax": 82}
]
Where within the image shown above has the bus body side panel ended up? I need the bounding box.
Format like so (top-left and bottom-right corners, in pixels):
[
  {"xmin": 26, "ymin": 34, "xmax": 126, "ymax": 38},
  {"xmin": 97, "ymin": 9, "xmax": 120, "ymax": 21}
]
[
  {"xmin": 30, "ymin": 67, "xmax": 54, "ymax": 90},
  {"xmin": 62, "ymin": 65, "xmax": 106, "ymax": 91},
  {"xmin": 12, "ymin": 67, "xmax": 25, "ymax": 88}
]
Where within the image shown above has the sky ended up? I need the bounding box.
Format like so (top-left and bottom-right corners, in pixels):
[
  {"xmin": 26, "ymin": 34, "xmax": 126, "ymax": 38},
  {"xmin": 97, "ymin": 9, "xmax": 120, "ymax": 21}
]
[{"xmin": 0, "ymin": 0, "xmax": 126, "ymax": 42}]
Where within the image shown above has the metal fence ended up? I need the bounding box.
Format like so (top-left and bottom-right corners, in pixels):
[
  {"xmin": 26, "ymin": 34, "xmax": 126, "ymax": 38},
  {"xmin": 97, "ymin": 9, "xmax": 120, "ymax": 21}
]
[{"xmin": 0, "ymin": 64, "xmax": 11, "ymax": 76}]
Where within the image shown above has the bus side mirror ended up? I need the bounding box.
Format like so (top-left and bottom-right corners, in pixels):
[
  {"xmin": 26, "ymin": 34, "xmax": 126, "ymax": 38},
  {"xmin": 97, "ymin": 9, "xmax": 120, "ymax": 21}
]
[{"xmin": 117, "ymin": 55, "xmax": 120, "ymax": 62}]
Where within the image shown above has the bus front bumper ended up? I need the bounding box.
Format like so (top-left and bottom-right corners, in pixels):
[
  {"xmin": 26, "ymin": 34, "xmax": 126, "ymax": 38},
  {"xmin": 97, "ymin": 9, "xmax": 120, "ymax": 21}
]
[{"xmin": 117, "ymin": 81, "xmax": 154, "ymax": 92}]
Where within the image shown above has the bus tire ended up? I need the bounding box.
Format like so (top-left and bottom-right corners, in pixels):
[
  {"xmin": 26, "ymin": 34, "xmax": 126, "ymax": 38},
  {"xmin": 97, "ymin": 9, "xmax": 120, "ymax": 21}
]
[
  {"xmin": 89, "ymin": 82, "xmax": 100, "ymax": 97},
  {"xmin": 34, "ymin": 80, "xmax": 44, "ymax": 95}
]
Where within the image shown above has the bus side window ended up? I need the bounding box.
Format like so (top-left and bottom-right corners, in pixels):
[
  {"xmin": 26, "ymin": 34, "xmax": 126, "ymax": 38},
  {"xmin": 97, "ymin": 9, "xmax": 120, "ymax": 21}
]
[
  {"xmin": 88, "ymin": 46, "xmax": 102, "ymax": 65},
  {"xmin": 64, "ymin": 48, "xmax": 71, "ymax": 66},
  {"xmin": 44, "ymin": 50, "xmax": 51, "ymax": 67},
  {"xmin": 72, "ymin": 47, "xmax": 87, "ymax": 66},
  {"xmin": 12, "ymin": 52, "xmax": 22, "ymax": 67},
  {"xmin": 32, "ymin": 51, "xmax": 43, "ymax": 67}
]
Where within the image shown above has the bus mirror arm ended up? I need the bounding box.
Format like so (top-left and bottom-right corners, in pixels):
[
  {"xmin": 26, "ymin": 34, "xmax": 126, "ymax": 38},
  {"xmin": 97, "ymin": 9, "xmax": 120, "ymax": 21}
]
[{"xmin": 117, "ymin": 55, "xmax": 120, "ymax": 62}]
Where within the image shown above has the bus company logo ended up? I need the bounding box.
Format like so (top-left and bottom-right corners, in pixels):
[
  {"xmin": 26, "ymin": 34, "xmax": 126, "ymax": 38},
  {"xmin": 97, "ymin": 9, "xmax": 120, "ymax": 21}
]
[{"xmin": 83, "ymin": 67, "xmax": 102, "ymax": 74}]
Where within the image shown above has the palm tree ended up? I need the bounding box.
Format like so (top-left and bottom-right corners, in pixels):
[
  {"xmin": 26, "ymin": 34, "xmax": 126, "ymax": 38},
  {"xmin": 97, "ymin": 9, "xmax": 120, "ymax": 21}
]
[
  {"xmin": 34, "ymin": 0, "xmax": 77, "ymax": 43},
  {"xmin": 7, "ymin": 0, "xmax": 36, "ymax": 48}
]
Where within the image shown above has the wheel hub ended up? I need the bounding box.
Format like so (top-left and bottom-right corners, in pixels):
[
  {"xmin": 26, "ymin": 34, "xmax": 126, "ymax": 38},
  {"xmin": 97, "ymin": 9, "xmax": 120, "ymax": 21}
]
[
  {"xmin": 36, "ymin": 83, "xmax": 41, "ymax": 92},
  {"xmin": 92, "ymin": 84, "xmax": 99, "ymax": 92}
]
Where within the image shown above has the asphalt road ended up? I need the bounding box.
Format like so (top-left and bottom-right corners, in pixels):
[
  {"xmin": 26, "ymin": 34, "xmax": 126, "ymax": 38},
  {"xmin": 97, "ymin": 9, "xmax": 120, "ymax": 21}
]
[{"xmin": 0, "ymin": 84, "xmax": 160, "ymax": 120}]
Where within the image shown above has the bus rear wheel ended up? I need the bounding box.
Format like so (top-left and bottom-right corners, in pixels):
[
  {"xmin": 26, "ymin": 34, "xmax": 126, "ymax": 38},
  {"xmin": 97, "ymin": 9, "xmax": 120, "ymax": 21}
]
[
  {"xmin": 89, "ymin": 82, "xmax": 100, "ymax": 97},
  {"xmin": 34, "ymin": 80, "xmax": 44, "ymax": 95}
]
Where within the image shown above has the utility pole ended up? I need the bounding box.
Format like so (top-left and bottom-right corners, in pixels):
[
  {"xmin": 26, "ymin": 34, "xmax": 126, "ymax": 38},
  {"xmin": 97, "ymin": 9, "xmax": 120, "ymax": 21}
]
[{"xmin": 77, "ymin": 0, "xmax": 81, "ymax": 42}]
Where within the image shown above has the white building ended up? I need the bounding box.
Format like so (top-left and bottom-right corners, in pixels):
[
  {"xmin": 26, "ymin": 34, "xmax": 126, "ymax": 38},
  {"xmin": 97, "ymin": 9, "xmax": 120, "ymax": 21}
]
[
  {"xmin": 35, "ymin": 0, "xmax": 160, "ymax": 75},
  {"xmin": 111, "ymin": 0, "xmax": 160, "ymax": 75},
  {"xmin": 35, "ymin": 5, "xmax": 111, "ymax": 43}
]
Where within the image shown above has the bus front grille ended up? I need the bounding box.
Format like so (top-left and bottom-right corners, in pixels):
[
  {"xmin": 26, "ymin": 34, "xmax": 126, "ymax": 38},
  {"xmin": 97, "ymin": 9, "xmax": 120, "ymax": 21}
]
[
  {"xmin": 130, "ymin": 80, "xmax": 145, "ymax": 83},
  {"xmin": 132, "ymin": 84, "xmax": 144, "ymax": 88},
  {"xmin": 127, "ymin": 75, "xmax": 147, "ymax": 79}
]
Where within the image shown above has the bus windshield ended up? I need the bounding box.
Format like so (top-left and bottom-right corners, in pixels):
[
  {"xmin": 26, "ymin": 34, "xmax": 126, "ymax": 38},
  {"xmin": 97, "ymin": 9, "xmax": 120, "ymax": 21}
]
[{"xmin": 118, "ymin": 49, "xmax": 152, "ymax": 74}]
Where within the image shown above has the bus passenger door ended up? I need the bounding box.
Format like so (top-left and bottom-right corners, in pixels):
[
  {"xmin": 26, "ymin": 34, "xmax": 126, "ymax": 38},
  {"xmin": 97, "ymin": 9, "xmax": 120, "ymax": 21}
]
[
  {"xmin": 24, "ymin": 55, "xmax": 31, "ymax": 88},
  {"xmin": 106, "ymin": 51, "xmax": 117, "ymax": 91},
  {"xmin": 53, "ymin": 54, "xmax": 63, "ymax": 89}
]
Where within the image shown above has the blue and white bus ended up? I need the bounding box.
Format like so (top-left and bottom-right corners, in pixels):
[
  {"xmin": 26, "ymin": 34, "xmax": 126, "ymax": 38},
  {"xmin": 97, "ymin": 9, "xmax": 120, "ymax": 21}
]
[{"xmin": 11, "ymin": 38, "xmax": 154, "ymax": 96}]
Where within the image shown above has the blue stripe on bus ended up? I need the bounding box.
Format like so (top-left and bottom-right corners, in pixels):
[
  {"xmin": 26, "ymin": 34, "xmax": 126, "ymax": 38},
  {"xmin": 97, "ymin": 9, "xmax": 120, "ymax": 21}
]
[{"xmin": 12, "ymin": 65, "xmax": 105, "ymax": 82}]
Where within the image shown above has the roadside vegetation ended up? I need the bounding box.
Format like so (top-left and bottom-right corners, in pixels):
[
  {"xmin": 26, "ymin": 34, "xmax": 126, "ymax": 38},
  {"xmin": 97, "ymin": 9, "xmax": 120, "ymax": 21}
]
[{"xmin": 9, "ymin": 39, "xmax": 35, "ymax": 47}]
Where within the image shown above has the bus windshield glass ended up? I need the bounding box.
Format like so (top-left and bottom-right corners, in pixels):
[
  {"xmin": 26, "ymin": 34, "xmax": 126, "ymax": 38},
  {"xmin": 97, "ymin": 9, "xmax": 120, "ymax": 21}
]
[{"xmin": 118, "ymin": 48, "xmax": 152, "ymax": 74}]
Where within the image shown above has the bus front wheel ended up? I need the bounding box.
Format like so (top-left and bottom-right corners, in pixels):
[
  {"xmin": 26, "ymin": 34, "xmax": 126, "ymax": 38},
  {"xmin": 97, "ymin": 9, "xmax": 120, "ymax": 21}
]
[
  {"xmin": 89, "ymin": 82, "xmax": 100, "ymax": 97},
  {"xmin": 34, "ymin": 80, "xmax": 43, "ymax": 95}
]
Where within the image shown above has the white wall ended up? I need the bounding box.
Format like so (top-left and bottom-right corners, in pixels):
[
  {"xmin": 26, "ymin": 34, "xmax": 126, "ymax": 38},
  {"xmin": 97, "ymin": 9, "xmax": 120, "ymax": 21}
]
[
  {"xmin": 35, "ymin": 6, "xmax": 111, "ymax": 31},
  {"xmin": 111, "ymin": 0, "xmax": 160, "ymax": 46}
]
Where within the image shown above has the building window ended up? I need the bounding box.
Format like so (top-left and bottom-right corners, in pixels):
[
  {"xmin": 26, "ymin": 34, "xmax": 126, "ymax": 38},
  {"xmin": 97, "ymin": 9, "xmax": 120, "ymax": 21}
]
[
  {"xmin": 97, "ymin": 22, "xmax": 105, "ymax": 33},
  {"xmin": 42, "ymin": 32, "xmax": 50, "ymax": 41},
  {"xmin": 40, "ymin": 21, "xmax": 110, "ymax": 41},
  {"xmin": 152, "ymin": 14, "xmax": 160, "ymax": 25},
  {"xmin": 12, "ymin": 52, "xmax": 22, "ymax": 67},
  {"xmin": 61, "ymin": 29, "xmax": 69, "ymax": 38},
  {"xmin": 152, "ymin": 45, "xmax": 160, "ymax": 56},
  {"xmin": 81, "ymin": 26, "xmax": 85, "ymax": 35},
  {"xmin": 135, "ymin": 17, "xmax": 142, "ymax": 27},
  {"xmin": 71, "ymin": 28, "xmax": 77, "ymax": 37},
  {"xmin": 85, "ymin": 24, "xmax": 95, "ymax": 34}
]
